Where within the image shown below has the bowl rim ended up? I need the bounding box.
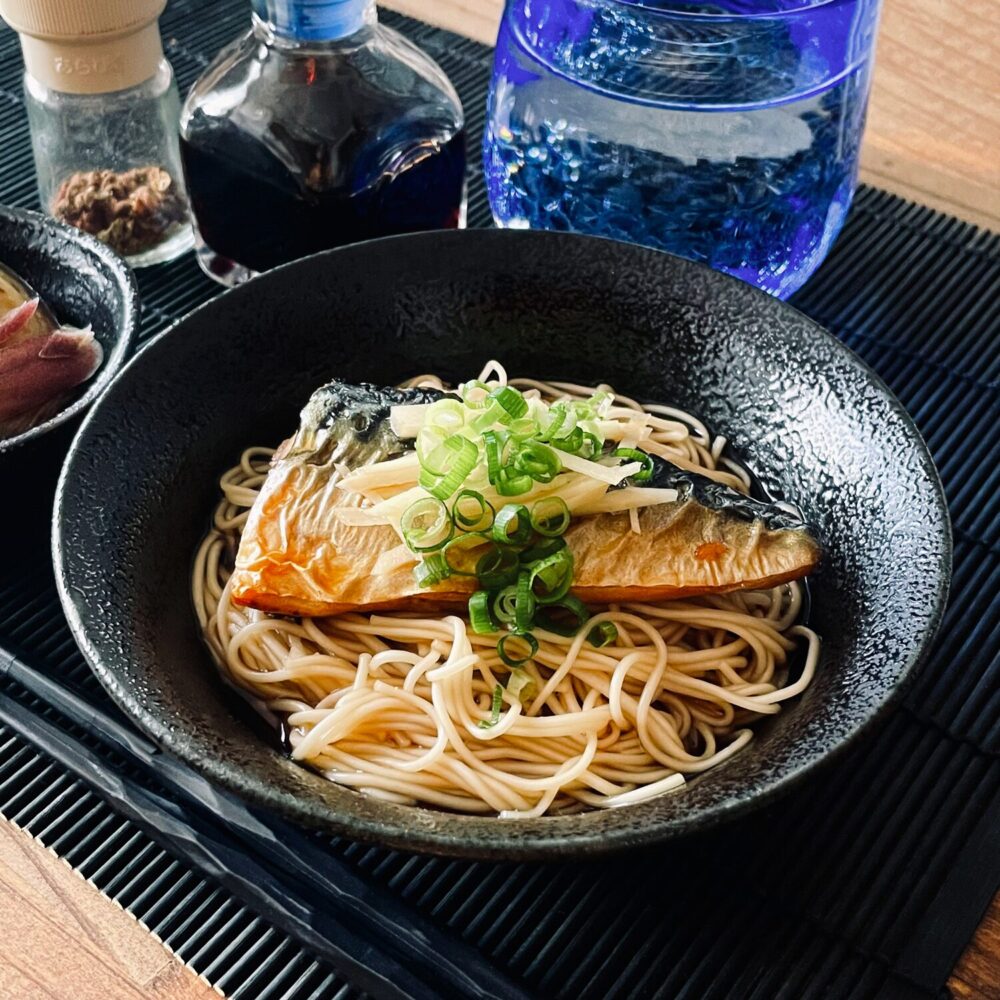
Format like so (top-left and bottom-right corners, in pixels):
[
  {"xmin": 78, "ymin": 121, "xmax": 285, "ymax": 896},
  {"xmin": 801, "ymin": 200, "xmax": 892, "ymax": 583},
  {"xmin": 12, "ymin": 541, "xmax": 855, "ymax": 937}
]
[
  {"xmin": 0, "ymin": 204, "xmax": 141, "ymax": 455},
  {"xmin": 53, "ymin": 229, "xmax": 952, "ymax": 858}
]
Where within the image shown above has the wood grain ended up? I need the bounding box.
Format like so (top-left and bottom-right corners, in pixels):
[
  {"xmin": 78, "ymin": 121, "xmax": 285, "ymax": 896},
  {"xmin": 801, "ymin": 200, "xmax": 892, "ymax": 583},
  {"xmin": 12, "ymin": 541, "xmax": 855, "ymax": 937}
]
[
  {"xmin": 0, "ymin": 819, "xmax": 216, "ymax": 1000},
  {"xmin": 2, "ymin": 812, "xmax": 997, "ymax": 1000},
  {"xmin": 862, "ymin": 0, "xmax": 1000, "ymax": 230},
  {"xmin": 950, "ymin": 896, "xmax": 1000, "ymax": 1000},
  {"xmin": 380, "ymin": 0, "xmax": 1000, "ymax": 230}
]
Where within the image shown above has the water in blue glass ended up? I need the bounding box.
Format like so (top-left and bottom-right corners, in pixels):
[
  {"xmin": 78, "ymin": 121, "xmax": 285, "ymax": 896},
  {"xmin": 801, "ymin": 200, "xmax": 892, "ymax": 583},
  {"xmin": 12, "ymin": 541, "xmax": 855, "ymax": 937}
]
[{"xmin": 484, "ymin": 0, "xmax": 880, "ymax": 298}]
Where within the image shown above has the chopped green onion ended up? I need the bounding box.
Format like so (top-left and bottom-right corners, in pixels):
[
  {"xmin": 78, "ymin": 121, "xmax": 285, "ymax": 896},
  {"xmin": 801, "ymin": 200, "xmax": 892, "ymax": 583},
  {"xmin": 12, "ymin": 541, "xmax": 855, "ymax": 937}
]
[
  {"xmin": 492, "ymin": 504, "xmax": 532, "ymax": 545},
  {"xmin": 401, "ymin": 374, "xmax": 625, "ymax": 663},
  {"xmin": 507, "ymin": 417, "xmax": 538, "ymax": 439},
  {"xmin": 528, "ymin": 548, "xmax": 574, "ymax": 604},
  {"xmin": 420, "ymin": 432, "xmax": 476, "ymax": 477},
  {"xmin": 468, "ymin": 591, "xmax": 496, "ymax": 634},
  {"xmin": 588, "ymin": 622, "xmax": 619, "ymax": 647},
  {"xmin": 518, "ymin": 536, "xmax": 566, "ymax": 565},
  {"xmin": 488, "ymin": 385, "xmax": 528, "ymax": 421},
  {"xmin": 424, "ymin": 397, "xmax": 466, "ymax": 431},
  {"xmin": 534, "ymin": 595, "xmax": 589, "ymax": 637},
  {"xmin": 513, "ymin": 440, "xmax": 561, "ymax": 483},
  {"xmin": 478, "ymin": 683, "xmax": 504, "ymax": 728},
  {"xmin": 470, "ymin": 400, "xmax": 508, "ymax": 432},
  {"xmin": 491, "ymin": 585, "xmax": 519, "ymax": 625},
  {"xmin": 571, "ymin": 390, "xmax": 612, "ymax": 421},
  {"xmin": 452, "ymin": 489, "xmax": 494, "ymax": 531},
  {"xmin": 459, "ymin": 379, "xmax": 492, "ymax": 409},
  {"xmin": 497, "ymin": 632, "xmax": 538, "ymax": 667},
  {"xmin": 530, "ymin": 497, "xmax": 571, "ymax": 537},
  {"xmin": 550, "ymin": 426, "xmax": 584, "ymax": 454},
  {"xmin": 588, "ymin": 389, "xmax": 613, "ymax": 413},
  {"xmin": 495, "ymin": 468, "xmax": 533, "ymax": 496},
  {"xmin": 415, "ymin": 426, "xmax": 447, "ymax": 464},
  {"xmin": 543, "ymin": 402, "xmax": 575, "ymax": 441},
  {"xmin": 505, "ymin": 668, "xmax": 535, "ymax": 702},
  {"xmin": 612, "ymin": 447, "xmax": 654, "ymax": 483},
  {"xmin": 514, "ymin": 570, "xmax": 536, "ymax": 631},
  {"xmin": 419, "ymin": 434, "xmax": 478, "ymax": 500},
  {"xmin": 476, "ymin": 546, "xmax": 519, "ymax": 589},
  {"xmin": 482, "ymin": 429, "xmax": 506, "ymax": 484},
  {"xmin": 413, "ymin": 553, "xmax": 450, "ymax": 588},
  {"xmin": 443, "ymin": 532, "xmax": 495, "ymax": 576},
  {"xmin": 400, "ymin": 497, "xmax": 454, "ymax": 552},
  {"xmin": 549, "ymin": 426, "xmax": 602, "ymax": 458},
  {"xmin": 579, "ymin": 431, "xmax": 603, "ymax": 459}
]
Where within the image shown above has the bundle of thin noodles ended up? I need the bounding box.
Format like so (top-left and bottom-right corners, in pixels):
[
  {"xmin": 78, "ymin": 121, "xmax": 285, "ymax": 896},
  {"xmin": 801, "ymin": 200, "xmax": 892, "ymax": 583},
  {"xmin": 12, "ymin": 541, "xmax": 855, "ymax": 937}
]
[{"xmin": 192, "ymin": 365, "xmax": 820, "ymax": 817}]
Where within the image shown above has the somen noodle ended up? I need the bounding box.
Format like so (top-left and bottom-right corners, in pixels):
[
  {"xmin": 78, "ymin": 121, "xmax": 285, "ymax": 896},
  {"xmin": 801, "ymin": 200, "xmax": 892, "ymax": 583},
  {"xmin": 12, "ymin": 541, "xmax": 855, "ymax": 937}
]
[{"xmin": 192, "ymin": 366, "xmax": 819, "ymax": 818}]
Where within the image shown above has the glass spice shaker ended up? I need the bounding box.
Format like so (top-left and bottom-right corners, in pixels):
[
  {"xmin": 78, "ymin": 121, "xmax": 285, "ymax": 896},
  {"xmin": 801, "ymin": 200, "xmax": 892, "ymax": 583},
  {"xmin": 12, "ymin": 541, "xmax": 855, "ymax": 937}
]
[
  {"xmin": 179, "ymin": 0, "xmax": 466, "ymax": 286},
  {"xmin": 0, "ymin": 0, "xmax": 193, "ymax": 266}
]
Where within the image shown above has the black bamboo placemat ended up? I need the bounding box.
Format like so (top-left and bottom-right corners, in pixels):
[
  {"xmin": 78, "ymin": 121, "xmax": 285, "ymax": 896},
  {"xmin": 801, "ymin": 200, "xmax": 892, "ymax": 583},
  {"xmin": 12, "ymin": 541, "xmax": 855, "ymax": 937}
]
[{"xmin": 1, "ymin": 3, "xmax": 998, "ymax": 999}]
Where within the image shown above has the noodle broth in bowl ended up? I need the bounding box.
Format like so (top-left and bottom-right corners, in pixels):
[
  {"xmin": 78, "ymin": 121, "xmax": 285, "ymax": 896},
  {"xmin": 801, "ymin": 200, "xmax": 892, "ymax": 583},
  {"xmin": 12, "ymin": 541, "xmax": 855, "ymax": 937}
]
[{"xmin": 55, "ymin": 230, "xmax": 950, "ymax": 857}]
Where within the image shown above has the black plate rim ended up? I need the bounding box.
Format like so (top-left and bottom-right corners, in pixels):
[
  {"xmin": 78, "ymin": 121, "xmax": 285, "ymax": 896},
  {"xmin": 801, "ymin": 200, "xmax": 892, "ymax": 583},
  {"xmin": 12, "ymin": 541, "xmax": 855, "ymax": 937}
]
[
  {"xmin": 0, "ymin": 204, "xmax": 141, "ymax": 454},
  {"xmin": 53, "ymin": 229, "xmax": 952, "ymax": 858}
]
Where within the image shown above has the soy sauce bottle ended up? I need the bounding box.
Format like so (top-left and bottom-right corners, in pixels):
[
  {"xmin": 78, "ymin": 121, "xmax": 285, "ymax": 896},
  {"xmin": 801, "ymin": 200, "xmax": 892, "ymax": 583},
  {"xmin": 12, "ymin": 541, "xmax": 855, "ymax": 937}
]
[{"xmin": 179, "ymin": 0, "xmax": 466, "ymax": 285}]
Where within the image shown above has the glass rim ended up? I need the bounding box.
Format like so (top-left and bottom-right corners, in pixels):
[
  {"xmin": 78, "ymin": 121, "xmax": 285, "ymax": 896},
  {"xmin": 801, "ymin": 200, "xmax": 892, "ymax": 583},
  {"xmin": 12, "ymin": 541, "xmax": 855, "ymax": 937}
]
[{"xmin": 603, "ymin": 0, "xmax": 851, "ymax": 19}]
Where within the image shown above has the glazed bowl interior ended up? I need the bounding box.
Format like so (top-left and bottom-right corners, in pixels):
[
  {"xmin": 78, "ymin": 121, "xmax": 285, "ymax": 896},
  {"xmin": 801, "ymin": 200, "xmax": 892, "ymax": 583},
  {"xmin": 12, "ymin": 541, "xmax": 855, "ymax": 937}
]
[
  {"xmin": 0, "ymin": 205, "xmax": 139, "ymax": 455},
  {"xmin": 54, "ymin": 230, "xmax": 949, "ymax": 858}
]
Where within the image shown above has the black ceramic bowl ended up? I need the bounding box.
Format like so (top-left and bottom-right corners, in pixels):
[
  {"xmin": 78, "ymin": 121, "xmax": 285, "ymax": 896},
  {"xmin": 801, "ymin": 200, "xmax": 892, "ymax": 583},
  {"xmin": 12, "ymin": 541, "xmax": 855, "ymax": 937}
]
[
  {"xmin": 0, "ymin": 205, "xmax": 139, "ymax": 456},
  {"xmin": 54, "ymin": 230, "xmax": 950, "ymax": 858}
]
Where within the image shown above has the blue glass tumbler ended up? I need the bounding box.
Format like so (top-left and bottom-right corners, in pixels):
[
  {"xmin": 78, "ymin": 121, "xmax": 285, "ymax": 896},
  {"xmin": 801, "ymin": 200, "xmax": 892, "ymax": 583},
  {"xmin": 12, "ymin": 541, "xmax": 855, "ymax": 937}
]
[{"xmin": 484, "ymin": 0, "xmax": 883, "ymax": 298}]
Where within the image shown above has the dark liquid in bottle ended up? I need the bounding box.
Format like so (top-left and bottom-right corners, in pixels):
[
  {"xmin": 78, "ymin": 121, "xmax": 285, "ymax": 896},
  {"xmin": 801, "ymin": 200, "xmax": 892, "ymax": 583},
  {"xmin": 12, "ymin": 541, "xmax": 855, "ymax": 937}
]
[{"xmin": 180, "ymin": 129, "xmax": 466, "ymax": 275}]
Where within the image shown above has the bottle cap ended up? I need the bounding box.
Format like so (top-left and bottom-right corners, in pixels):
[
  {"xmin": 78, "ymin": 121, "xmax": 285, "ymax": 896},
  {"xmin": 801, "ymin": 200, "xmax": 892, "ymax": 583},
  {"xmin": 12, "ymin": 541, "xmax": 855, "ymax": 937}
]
[
  {"xmin": 253, "ymin": 0, "xmax": 374, "ymax": 42},
  {"xmin": 0, "ymin": 0, "xmax": 167, "ymax": 94}
]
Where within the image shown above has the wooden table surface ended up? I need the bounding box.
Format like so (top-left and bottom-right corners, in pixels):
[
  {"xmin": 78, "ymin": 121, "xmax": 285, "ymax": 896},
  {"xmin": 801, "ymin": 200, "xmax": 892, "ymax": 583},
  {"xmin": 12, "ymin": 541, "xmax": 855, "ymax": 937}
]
[{"xmin": 1, "ymin": 1, "xmax": 997, "ymax": 998}]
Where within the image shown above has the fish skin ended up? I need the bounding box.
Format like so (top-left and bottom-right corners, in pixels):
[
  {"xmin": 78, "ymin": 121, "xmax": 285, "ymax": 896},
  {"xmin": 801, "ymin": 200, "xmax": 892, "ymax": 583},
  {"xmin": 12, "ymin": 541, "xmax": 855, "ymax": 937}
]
[
  {"xmin": 231, "ymin": 380, "xmax": 821, "ymax": 617},
  {"xmin": 0, "ymin": 326, "xmax": 103, "ymax": 428},
  {"xmin": 232, "ymin": 380, "xmax": 450, "ymax": 614},
  {"xmin": 278, "ymin": 379, "xmax": 444, "ymax": 467},
  {"xmin": 645, "ymin": 454, "xmax": 814, "ymax": 533},
  {"xmin": 560, "ymin": 494, "xmax": 819, "ymax": 605}
]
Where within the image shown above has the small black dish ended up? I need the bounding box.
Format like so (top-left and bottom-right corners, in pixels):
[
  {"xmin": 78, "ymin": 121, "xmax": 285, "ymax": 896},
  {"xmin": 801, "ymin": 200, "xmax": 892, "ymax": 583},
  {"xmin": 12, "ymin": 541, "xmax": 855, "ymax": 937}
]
[
  {"xmin": 0, "ymin": 204, "xmax": 140, "ymax": 457},
  {"xmin": 54, "ymin": 230, "xmax": 950, "ymax": 859}
]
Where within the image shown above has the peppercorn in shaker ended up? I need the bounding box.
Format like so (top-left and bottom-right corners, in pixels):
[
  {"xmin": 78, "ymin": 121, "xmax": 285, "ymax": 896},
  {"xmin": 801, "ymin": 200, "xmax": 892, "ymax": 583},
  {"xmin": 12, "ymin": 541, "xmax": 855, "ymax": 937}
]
[{"xmin": 0, "ymin": 0, "xmax": 192, "ymax": 266}]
